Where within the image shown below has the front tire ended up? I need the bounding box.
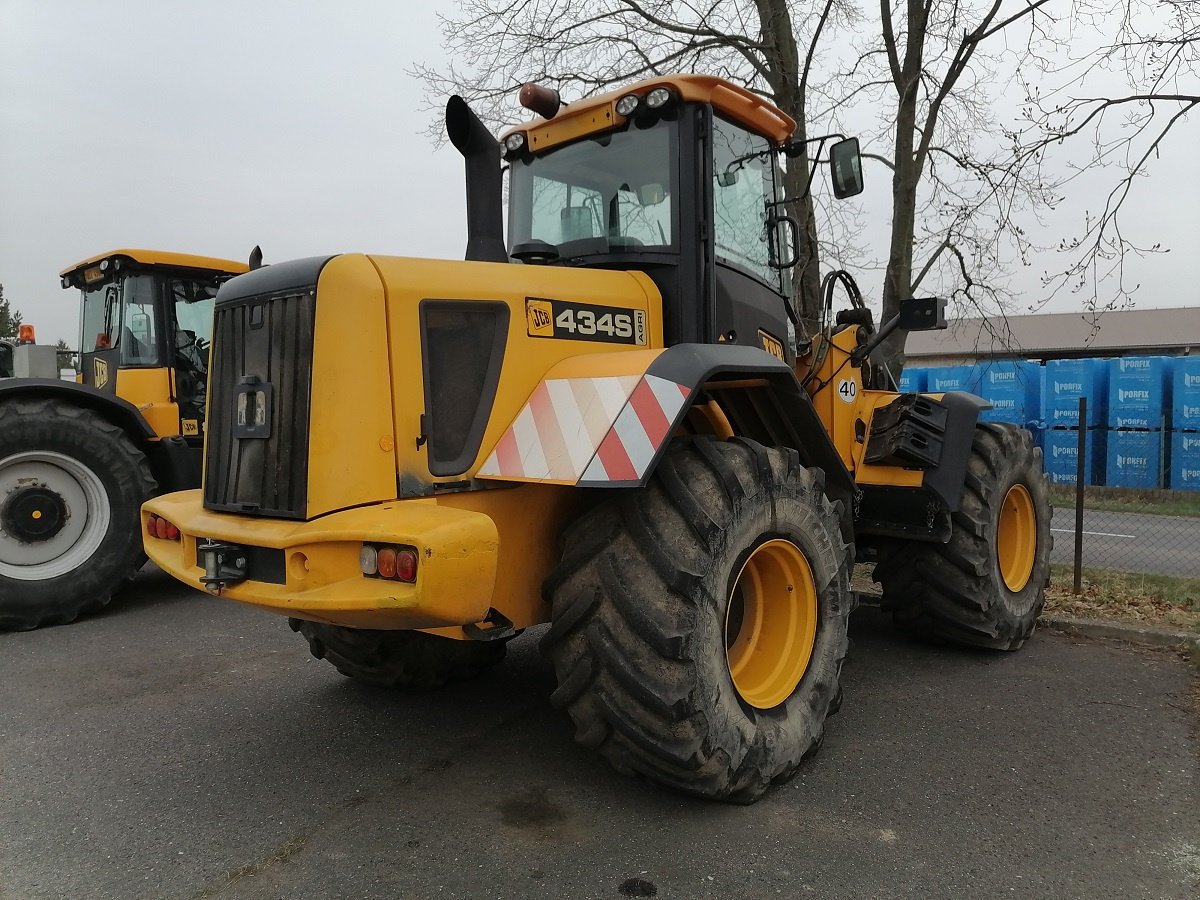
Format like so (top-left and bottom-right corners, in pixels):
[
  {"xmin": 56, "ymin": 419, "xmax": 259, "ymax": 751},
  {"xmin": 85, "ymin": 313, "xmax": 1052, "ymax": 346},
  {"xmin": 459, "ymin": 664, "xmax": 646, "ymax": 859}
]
[
  {"xmin": 874, "ymin": 423, "xmax": 1052, "ymax": 650},
  {"xmin": 290, "ymin": 620, "xmax": 508, "ymax": 689},
  {"xmin": 542, "ymin": 437, "xmax": 852, "ymax": 803},
  {"xmin": 0, "ymin": 399, "xmax": 155, "ymax": 630}
]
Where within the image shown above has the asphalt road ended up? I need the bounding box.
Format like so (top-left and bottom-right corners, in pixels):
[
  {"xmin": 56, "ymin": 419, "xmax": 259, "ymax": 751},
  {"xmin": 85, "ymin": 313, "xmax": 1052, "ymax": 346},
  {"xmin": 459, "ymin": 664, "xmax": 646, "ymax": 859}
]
[
  {"xmin": 1, "ymin": 569, "xmax": 1198, "ymax": 900},
  {"xmin": 1048, "ymin": 507, "xmax": 1200, "ymax": 578}
]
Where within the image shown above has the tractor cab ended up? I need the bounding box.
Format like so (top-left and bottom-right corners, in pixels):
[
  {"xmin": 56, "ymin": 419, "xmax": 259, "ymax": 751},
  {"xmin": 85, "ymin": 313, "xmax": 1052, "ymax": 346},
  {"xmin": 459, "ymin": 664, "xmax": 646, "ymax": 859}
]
[
  {"xmin": 500, "ymin": 75, "xmax": 863, "ymax": 362},
  {"xmin": 60, "ymin": 250, "xmax": 247, "ymax": 439}
]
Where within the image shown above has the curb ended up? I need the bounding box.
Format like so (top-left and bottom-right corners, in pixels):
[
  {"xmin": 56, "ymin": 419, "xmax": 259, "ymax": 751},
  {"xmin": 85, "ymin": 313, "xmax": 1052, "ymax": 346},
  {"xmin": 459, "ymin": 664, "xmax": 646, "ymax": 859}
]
[{"xmin": 1041, "ymin": 614, "xmax": 1200, "ymax": 667}]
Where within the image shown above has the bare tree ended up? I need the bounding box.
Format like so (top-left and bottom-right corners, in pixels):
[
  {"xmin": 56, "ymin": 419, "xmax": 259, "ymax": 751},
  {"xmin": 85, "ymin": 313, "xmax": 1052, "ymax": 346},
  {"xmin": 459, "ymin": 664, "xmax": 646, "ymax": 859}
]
[
  {"xmin": 414, "ymin": 1, "xmax": 1068, "ymax": 370},
  {"xmin": 1016, "ymin": 0, "xmax": 1198, "ymax": 313}
]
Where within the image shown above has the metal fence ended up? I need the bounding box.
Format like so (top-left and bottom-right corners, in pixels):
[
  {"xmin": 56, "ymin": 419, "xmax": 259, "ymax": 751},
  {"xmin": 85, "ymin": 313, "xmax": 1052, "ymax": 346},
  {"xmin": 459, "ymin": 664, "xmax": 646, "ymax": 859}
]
[{"xmin": 1048, "ymin": 398, "xmax": 1199, "ymax": 590}]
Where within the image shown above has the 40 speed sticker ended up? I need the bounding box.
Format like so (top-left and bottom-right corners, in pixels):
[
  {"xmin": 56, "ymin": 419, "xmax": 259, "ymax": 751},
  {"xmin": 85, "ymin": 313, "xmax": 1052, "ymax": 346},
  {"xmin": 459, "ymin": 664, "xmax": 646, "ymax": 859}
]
[{"xmin": 526, "ymin": 298, "xmax": 647, "ymax": 345}]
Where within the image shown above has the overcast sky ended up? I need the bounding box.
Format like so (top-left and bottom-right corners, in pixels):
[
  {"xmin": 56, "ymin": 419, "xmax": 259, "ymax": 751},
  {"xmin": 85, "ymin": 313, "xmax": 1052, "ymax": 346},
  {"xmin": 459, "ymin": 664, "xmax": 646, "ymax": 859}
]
[{"xmin": 2, "ymin": 0, "xmax": 1196, "ymax": 347}]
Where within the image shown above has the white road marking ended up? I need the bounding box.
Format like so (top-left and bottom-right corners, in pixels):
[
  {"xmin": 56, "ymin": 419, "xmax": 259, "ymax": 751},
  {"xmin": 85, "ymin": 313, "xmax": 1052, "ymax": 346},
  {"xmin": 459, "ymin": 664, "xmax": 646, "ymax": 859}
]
[{"xmin": 1051, "ymin": 528, "xmax": 1137, "ymax": 539}]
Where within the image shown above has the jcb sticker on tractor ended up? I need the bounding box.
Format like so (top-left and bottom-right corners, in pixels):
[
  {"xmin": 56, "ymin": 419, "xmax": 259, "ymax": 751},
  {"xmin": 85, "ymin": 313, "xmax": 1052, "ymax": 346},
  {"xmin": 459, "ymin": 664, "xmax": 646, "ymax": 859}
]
[{"xmin": 525, "ymin": 297, "xmax": 646, "ymax": 345}]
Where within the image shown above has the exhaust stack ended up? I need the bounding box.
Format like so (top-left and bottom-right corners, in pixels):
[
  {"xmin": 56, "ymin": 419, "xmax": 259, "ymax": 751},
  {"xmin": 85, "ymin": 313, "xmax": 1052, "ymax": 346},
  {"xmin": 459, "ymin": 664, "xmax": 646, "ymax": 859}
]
[{"xmin": 445, "ymin": 96, "xmax": 508, "ymax": 264}]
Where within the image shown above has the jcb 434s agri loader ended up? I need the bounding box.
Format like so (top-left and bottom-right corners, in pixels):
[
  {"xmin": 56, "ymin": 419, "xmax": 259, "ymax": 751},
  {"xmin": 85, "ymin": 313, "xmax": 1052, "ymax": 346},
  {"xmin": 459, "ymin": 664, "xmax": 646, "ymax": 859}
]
[{"xmin": 144, "ymin": 76, "xmax": 1050, "ymax": 802}]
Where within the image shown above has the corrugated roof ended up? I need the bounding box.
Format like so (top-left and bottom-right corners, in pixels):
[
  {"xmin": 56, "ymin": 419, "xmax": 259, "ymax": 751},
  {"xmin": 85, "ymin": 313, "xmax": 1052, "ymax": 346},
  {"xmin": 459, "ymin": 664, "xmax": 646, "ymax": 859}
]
[{"xmin": 906, "ymin": 307, "xmax": 1200, "ymax": 360}]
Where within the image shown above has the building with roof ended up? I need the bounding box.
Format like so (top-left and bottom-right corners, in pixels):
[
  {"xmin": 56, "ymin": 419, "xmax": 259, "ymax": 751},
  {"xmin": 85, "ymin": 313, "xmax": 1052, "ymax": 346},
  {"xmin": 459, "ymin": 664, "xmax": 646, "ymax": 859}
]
[{"xmin": 905, "ymin": 307, "xmax": 1200, "ymax": 367}]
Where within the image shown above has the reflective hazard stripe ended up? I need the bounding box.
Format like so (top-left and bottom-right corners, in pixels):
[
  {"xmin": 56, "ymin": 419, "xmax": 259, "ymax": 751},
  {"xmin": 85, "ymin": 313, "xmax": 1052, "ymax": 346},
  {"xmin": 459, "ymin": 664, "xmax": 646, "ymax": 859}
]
[{"xmin": 478, "ymin": 373, "xmax": 691, "ymax": 485}]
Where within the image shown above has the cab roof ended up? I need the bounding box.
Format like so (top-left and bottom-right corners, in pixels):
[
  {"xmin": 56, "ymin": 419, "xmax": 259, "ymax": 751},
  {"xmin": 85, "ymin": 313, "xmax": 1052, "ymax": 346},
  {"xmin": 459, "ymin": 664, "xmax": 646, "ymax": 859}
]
[
  {"xmin": 60, "ymin": 249, "xmax": 249, "ymax": 278},
  {"xmin": 502, "ymin": 74, "xmax": 796, "ymax": 149}
]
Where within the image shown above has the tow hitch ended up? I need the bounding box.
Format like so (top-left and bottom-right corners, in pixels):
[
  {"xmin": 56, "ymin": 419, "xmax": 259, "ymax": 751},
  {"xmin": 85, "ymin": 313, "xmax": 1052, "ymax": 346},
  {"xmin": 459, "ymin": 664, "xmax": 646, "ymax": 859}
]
[{"xmin": 198, "ymin": 539, "xmax": 249, "ymax": 595}]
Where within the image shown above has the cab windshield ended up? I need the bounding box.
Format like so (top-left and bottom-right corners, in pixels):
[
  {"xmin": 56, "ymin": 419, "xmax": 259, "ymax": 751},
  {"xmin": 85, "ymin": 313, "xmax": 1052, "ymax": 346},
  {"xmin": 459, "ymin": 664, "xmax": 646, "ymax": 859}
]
[{"xmin": 508, "ymin": 122, "xmax": 675, "ymax": 259}]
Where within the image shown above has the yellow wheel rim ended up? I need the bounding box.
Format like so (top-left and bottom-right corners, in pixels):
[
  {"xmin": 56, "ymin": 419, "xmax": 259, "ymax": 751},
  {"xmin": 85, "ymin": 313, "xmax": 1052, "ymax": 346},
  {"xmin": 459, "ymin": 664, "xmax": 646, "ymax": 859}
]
[
  {"xmin": 725, "ymin": 539, "xmax": 818, "ymax": 710},
  {"xmin": 997, "ymin": 484, "xmax": 1037, "ymax": 592}
]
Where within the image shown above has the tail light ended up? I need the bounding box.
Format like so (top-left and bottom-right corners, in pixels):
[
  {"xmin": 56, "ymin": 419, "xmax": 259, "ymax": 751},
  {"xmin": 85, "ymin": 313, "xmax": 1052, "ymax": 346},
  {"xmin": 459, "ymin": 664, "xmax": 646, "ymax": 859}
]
[
  {"xmin": 147, "ymin": 514, "xmax": 181, "ymax": 541},
  {"xmin": 360, "ymin": 543, "xmax": 418, "ymax": 583}
]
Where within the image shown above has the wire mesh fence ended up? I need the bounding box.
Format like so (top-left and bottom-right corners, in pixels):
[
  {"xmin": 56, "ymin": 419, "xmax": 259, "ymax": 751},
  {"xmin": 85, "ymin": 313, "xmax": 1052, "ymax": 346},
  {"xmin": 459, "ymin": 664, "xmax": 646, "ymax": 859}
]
[{"xmin": 1046, "ymin": 398, "xmax": 1200, "ymax": 591}]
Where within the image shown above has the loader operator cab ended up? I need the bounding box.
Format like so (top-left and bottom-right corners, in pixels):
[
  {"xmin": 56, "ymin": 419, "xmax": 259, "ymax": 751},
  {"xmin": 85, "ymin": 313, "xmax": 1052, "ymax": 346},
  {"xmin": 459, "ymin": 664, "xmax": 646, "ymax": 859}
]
[
  {"xmin": 503, "ymin": 77, "xmax": 863, "ymax": 362},
  {"xmin": 61, "ymin": 250, "xmax": 242, "ymax": 439}
]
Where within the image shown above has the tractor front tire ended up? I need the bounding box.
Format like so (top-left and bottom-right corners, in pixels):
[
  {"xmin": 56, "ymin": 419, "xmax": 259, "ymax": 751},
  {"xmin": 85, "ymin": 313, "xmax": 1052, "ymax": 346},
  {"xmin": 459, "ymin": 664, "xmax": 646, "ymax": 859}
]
[
  {"xmin": 289, "ymin": 620, "xmax": 508, "ymax": 689},
  {"xmin": 542, "ymin": 437, "xmax": 852, "ymax": 803},
  {"xmin": 874, "ymin": 422, "xmax": 1052, "ymax": 650},
  {"xmin": 0, "ymin": 399, "xmax": 155, "ymax": 630}
]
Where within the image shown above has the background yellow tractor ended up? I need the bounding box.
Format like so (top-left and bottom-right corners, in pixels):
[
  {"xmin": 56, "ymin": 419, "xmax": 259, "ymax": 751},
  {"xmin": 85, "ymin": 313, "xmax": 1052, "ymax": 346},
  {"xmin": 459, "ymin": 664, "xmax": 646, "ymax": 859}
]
[
  {"xmin": 0, "ymin": 249, "xmax": 247, "ymax": 630},
  {"xmin": 144, "ymin": 76, "xmax": 1051, "ymax": 801}
]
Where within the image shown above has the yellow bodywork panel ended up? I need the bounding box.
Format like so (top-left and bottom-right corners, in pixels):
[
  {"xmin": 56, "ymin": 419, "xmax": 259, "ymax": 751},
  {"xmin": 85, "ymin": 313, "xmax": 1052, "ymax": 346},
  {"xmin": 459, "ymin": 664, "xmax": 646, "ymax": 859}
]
[
  {"xmin": 144, "ymin": 490, "xmax": 500, "ymax": 631},
  {"xmin": 304, "ymin": 255, "xmax": 397, "ymax": 519},
  {"xmin": 801, "ymin": 326, "xmax": 923, "ymax": 488},
  {"xmin": 367, "ymin": 255, "xmax": 664, "ymax": 488},
  {"xmin": 115, "ymin": 367, "xmax": 176, "ymax": 439}
]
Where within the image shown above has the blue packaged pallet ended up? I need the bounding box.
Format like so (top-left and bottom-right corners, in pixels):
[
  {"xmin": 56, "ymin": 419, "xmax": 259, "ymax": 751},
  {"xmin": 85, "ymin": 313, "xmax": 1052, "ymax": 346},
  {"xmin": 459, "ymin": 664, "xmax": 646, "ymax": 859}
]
[
  {"xmin": 976, "ymin": 359, "xmax": 1042, "ymax": 426},
  {"xmin": 1170, "ymin": 431, "xmax": 1200, "ymax": 491},
  {"xmin": 1107, "ymin": 356, "xmax": 1172, "ymax": 430},
  {"xmin": 926, "ymin": 365, "xmax": 980, "ymax": 394},
  {"xmin": 1043, "ymin": 358, "xmax": 1109, "ymax": 428},
  {"xmin": 1173, "ymin": 357, "xmax": 1200, "ymax": 431},
  {"xmin": 1105, "ymin": 429, "xmax": 1164, "ymax": 489},
  {"xmin": 1043, "ymin": 427, "xmax": 1106, "ymax": 486},
  {"xmin": 897, "ymin": 367, "xmax": 927, "ymax": 392}
]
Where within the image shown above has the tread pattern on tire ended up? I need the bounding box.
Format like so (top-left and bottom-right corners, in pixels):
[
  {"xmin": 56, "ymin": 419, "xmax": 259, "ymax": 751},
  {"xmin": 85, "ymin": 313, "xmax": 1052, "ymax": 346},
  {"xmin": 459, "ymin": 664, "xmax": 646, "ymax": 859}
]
[
  {"xmin": 874, "ymin": 422, "xmax": 1053, "ymax": 650},
  {"xmin": 290, "ymin": 619, "xmax": 508, "ymax": 689},
  {"xmin": 0, "ymin": 398, "xmax": 155, "ymax": 630},
  {"xmin": 541, "ymin": 436, "xmax": 853, "ymax": 802}
]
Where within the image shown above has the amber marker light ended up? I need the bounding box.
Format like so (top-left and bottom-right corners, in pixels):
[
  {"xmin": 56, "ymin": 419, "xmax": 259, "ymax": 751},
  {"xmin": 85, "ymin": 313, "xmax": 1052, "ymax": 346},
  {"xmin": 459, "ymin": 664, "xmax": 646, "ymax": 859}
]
[
  {"xmin": 519, "ymin": 82, "xmax": 561, "ymax": 119},
  {"xmin": 17, "ymin": 324, "xmax": 35, "ymax": 345}
]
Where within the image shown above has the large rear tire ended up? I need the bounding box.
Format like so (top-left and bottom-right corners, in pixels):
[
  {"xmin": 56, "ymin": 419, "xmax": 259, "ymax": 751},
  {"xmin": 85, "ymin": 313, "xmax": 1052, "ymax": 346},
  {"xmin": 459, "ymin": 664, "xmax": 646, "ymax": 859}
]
[
  {"xmin": 542, "ymin": 437, "xmax": 852, "ymax": 803},
  {"xmin": 874, "ymin": 422, "xmax": 1052, "ymax": 650},
  {"xmin": 289, "ymin": 619, "xmax": 508, "ymax": 689},
  {"xmin": 0, "ymin": 399, "xmax": 155, "ymax": 630}
]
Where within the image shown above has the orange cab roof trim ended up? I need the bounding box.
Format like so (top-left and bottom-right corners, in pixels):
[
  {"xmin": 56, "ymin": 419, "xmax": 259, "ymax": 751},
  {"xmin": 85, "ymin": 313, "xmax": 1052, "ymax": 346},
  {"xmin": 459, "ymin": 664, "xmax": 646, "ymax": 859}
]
[
  {"xmin": 61, "ymin": 249, "xmax": 249, "ymax": 278},
  {"xmin": 502, "ymin": 74, "xmax": 796, "ymax": 146}
]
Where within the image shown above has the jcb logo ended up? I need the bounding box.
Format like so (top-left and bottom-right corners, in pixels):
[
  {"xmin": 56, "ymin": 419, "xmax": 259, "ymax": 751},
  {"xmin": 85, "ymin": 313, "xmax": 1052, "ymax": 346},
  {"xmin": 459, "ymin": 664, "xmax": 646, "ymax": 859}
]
[
  {"xmin": 758, "ymin": 330, "xmax": 785, "ymax": 361},
  {"xmin": 526, "ymin": 299, "xmax": 554, "ymax": 337},
  {"xmin": 181, "ymin": 419, "xmax": 200, "ymax": 436},
  {"xmin": 93, "ymin": 358, "xmax": 109, "ymax": 390}
]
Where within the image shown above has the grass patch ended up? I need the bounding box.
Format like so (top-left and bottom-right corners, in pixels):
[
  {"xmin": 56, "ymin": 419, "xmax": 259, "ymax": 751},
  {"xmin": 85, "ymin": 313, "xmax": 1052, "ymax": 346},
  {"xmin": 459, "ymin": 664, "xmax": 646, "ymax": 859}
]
[
  {"xmin": 854, "ymin": 562, "xmax": 1200, "ymax": 633},
  {"xmin": 1047, "ymin": 564, "xmax": 1200, "ymax": 633},
  {"xmin": 1049, "ymin": 484, "xmax": 1200, "ymax": 518}
]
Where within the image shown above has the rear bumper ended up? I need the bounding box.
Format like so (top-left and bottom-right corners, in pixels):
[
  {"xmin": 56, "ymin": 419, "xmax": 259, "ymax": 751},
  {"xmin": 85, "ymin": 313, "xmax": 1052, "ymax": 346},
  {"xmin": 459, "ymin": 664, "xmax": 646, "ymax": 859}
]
[{"xmin": 143, "ymin": 491, "xmax": 499, "ymax": 630}]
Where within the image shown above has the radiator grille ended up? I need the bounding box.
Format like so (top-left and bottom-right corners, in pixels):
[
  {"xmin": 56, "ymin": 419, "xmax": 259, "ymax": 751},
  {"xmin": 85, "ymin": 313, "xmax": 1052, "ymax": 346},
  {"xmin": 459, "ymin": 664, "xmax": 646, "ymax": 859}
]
[{"xmin": 203, "ymin": 291, "xmax": 316, "ymax": 518}]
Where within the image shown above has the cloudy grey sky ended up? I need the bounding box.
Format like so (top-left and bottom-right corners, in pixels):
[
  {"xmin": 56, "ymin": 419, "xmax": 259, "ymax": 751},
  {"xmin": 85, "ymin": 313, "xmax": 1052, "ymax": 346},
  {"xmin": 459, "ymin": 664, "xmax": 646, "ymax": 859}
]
[{"xmin": 2, "ymin": 0, "xmax": 1196, "ymax": 347}]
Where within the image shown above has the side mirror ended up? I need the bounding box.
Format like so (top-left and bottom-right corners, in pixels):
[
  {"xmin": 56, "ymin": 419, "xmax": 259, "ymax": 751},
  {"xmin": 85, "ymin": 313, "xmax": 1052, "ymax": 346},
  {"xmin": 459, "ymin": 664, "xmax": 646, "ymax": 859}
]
[
  {"xmin": 898, "ymin": 297, "xmax": 947, "ymax": 331},
  {"xmin": 829, "ymin": 137, "xmax": 864, "ymax": 199},
  {"xmin": 559, "ymin": 206, "xmax": 594, "ymax": 242},
  {"xmin": 636, "ymin": 183, "xmax": 666, "ymax": 206},
  {"xmin": 716, "ymin": 169, "xmax": 738, "ymax": 188}
]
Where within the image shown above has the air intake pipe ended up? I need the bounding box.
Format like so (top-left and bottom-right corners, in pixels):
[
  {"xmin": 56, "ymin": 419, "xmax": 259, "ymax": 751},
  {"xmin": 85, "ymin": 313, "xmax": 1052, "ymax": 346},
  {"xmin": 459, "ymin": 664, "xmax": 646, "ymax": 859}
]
[{"xmin": 445, "ymin": 96, "xmax": 508, "ymax": 264}]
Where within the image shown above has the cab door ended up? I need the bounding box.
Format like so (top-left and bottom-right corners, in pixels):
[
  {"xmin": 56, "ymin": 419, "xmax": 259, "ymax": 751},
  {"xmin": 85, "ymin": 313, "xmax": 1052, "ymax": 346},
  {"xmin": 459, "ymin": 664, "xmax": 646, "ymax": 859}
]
[{"xmin": 709, "ymin": 115, "xmax": 793, "ymax": 363}]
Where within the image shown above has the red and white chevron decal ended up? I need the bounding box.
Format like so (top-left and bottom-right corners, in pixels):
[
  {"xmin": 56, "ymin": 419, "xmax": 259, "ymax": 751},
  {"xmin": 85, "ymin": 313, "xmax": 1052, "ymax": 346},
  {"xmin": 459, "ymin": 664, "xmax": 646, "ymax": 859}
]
[{"xmin": 477, "ymin": 373, "xmax": 692, "ymax": 485}]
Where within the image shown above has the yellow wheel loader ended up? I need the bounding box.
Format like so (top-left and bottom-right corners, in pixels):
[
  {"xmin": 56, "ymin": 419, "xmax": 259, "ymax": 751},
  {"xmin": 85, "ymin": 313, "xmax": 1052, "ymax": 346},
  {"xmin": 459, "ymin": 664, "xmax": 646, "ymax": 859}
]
[
  {"xmin": 0, "ymin": 250, "xmax": 247, "ymax": 630},
  {"xmin": 144, "ymin": 76, "xmax": 1051, "ymax": 801}
]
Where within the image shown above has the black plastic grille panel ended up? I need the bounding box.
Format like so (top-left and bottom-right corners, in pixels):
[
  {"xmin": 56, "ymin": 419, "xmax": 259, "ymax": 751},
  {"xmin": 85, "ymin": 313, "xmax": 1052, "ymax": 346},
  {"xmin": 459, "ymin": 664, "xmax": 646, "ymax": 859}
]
[{"xmin": 203, "ymin": 291, "xmax": 316, "ymax": 519}]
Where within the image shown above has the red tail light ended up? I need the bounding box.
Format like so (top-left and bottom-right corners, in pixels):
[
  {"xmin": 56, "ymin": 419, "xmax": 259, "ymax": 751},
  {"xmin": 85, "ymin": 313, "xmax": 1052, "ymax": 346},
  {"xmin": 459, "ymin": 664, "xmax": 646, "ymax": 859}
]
[{"xmin": 147, "ymin": 514, "xmax": 182, "ymax": 541}]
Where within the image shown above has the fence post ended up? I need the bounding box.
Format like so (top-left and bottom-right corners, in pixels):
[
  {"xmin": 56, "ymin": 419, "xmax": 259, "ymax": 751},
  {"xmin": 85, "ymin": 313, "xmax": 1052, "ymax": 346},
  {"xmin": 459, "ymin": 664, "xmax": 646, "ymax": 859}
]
[{"xmin": 1073, "ymin": 396, "xmax": 1086, "ymax": 594}]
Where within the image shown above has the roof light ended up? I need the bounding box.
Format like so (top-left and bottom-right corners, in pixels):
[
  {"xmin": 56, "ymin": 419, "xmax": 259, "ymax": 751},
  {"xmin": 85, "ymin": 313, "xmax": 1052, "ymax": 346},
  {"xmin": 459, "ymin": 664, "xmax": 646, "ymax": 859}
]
[
  {"xmin": 519, "ymin": 83, "xmax": 562, "ymax": 119},
  {"xmin": 615, "ymin": 94, "xmax": 641, "ymax": 116},
  {"xmin": 504, "ymin": 132, "xmax": 527, "ymax": 154},
  {"xmin": 17, "ymin": 324, "xmax": 35, "ymax": 345},
  {"xmin": 645, "ymin": 87, "xmax": 675, "ymax": 109},
  {"xmin": 99, "ymin": 258, "xmax": 110, "ymax": 271}
]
